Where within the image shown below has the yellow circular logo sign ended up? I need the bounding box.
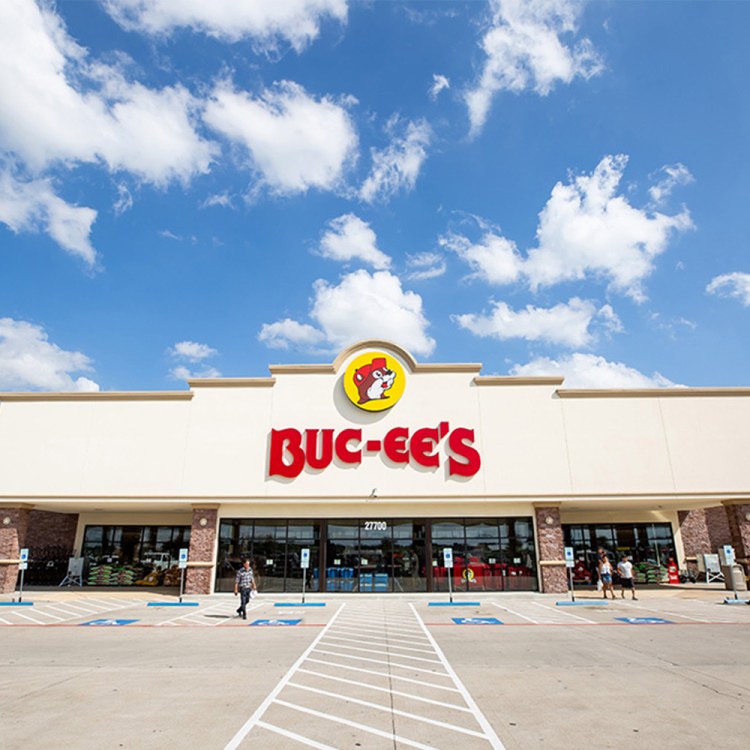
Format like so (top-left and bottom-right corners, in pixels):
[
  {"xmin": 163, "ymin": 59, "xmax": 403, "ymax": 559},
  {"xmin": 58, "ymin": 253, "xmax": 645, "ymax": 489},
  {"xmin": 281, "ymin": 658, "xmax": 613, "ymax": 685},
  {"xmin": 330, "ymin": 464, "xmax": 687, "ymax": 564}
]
[{"xmin": 343, "ymin": 351, "xmax": 405, "ymax": 411}]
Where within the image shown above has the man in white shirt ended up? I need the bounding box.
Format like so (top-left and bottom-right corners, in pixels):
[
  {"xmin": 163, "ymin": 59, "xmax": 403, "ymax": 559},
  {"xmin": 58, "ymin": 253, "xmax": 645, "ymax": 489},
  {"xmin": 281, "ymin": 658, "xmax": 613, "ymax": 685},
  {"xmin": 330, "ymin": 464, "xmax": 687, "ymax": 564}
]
[{"xmin": 617, "ymin": 555, "xmax": 637, "ymax": 600}]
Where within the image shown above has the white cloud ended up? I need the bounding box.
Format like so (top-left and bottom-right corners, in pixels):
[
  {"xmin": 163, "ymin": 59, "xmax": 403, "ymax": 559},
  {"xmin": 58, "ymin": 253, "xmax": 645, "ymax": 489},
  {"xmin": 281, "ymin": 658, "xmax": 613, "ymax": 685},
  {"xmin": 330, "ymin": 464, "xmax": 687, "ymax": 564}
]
[
  {"xmin": 103, "ymin": 0, "xmax": 347, "ymax": 53},
  {"xmin": 454, "ymin": 298, "xmax": 619, "ymax": 348},
  {"xmin": 0, "ymin": 169, "xmax": 97, "ymax": 265},
  {"xmin": 440, "ymin": 230, "xmax": 523, "ymax": 285},
  {"xmin": 649, "ymin": 163, "xmax": 694, "ymax": 206},
  {"xmin": 113, "ymin": 183, "xmax": 133, "ymax": 215},
  {"xmin": 528, "ymin": 155, "xmax": 693, "ymax": 300},
  {"xmin": 0, "ymin": 1, "xmax": 216, "ymax": 184},
  {"xmin": 429, "ymin": 74, "xmax": 450, "ymax": 99},
  {"xmin": 510, "ymin": 352, "xmax": 680, "ymax": 388},
  {"xmin": 706, "ymin": 272, "xmax": 750, "ymax": 307},
  {"xmin": 0, "ymin": 318, "xmax": 99, "ymax": 392},
  {"xmin": 319, "ymin": 214, "xmax": 391, "ymax": 269},
  {"xmin": 360, "ymin": 119, "xmax": 431, "ymax": 203},
  {"xmin": 406, "ymin": 251, "xmax": 447, "ymax": 281},
  {"xmin": 466, "ymin": 0, "xmax": 603, "ymax": 135},
  {"xmin": 259, "ymin": 270, "xmax": 435, "ymax": 356},
  {"xmin": 169, "ymin": 341, "xmax": 218, "ymax": 362},
  {"xmin": 204, "ymin": 80, "xmax": 358, "ymax": 195},
  {"xmin": 201, "ymin": 193, "xmax": 233, "ymax": 209},
  {"xmin": 446, "ymin": 155, "xmax": 694, "ymax": 302},
  {"xmin": 258, "ymin": 319, "xmax": 327, "ymax": 350}
]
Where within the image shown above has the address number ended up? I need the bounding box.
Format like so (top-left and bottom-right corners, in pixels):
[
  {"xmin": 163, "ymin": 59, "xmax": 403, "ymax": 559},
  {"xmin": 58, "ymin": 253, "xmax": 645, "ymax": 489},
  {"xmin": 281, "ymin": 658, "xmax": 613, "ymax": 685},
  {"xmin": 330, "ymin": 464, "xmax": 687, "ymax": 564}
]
[{"xmin": 364, "ymin": 521, "xmax": 387, "ymax": 531}]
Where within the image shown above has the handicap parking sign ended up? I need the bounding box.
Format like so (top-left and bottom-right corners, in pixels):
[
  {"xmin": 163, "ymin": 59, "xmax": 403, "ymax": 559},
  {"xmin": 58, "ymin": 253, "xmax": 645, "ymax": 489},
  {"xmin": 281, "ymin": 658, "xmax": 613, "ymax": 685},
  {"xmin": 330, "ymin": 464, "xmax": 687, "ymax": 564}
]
[
  {"xmin": 250, "ymin": 618, "xmax": 301, "ymax": 626},
  {"xmin": 615, "ymin": 617, "xmax": 673, "ymax": 625},
  {"xmin": 80, "ymin": 619, "xmax": 139, "ymax": 626},
  {"xmin": 452, "ymin": 617, "xmax": 503, "ymax": 625}
]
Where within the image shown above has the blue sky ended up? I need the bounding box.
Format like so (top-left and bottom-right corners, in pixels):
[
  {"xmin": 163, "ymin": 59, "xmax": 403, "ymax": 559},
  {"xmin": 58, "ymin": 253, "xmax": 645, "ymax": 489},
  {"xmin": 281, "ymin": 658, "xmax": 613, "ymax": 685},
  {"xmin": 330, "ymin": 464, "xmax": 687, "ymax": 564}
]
[{"xmin": 1, "ymin": 0, "xmax": 748, "ymax": 392}]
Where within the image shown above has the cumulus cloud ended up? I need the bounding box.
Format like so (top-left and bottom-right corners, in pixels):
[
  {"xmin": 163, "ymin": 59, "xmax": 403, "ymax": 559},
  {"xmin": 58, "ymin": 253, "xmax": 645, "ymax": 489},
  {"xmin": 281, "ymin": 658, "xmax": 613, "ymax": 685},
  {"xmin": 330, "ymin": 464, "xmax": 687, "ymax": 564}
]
[
  {"xmin": 648, "ymin": 163, "xmax": 694, "ymax": 206},
  {"xmin": 204, "ymin": 80, "xmax": 358, "ymax": 195},
  {"xmin": 706, "ymin": 272, "xmax": 750, "ymax": 306},
  {"xmin": 168, "ymin": 339, "xmax": 220, "ymax": 379},
  {"xmin": 406, "ymin": 251, "xmax": 447, "ymax": 281},
  {"xmin": 0, "ymin": 0, "xmax": 216, "ymax": 182},
  {"xmin": 103, "ymin": 0, "xmax": 347, "ymax": 53},
  {"xmin": 259, "ymin": 270, "xmax": 435, "ymax": 356},
  {"xmin": 445, "ymin": 155, "xmax": 694, "ymax": 302},
  {"xmin": 0, "ymin": 169, "xmax": 97, "ymax": 265},
  {"xmin": 510, "ymin": 352, "xmax": 680, "ymax": 388},
  {"xmin": 454, "ymin": 298, "xmax": 620, "ymax": 348},
  {"xmin": 319, "ymin": 214, "xmax": 391, "ymax": 269},
  {"xmin": 466, "ymin": 0, "xmax": 603, "ymax": 135},
  {"xmin": 258, "ymin": 319, "xmax": 327, "ymax": 350},
  {"xmin": 440, "ymin": 230, "xmax": 523, "ymax": 285},
  {"xmin": 429, "ymin": 74, "xmax": 450, "ymax": 99},
  {"xmin": 360, "ymin": 119, "xmax": 431, "ymax": 203},
  {"xmin": 0, "ymin": 318, "xmax": 99, "ymax": 391},
  {"xmin": 169, "ymin": 341, "xmax": 218, "ymax": 362}
]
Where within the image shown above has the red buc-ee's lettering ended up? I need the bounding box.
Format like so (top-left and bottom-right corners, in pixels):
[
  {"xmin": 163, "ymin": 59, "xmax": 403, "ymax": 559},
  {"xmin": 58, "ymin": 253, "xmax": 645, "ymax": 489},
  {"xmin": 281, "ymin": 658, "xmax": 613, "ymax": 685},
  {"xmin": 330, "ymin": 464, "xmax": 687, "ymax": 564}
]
[{"xmin": 268, "ymin": 423, "xmax": 481, "ymax": 479}]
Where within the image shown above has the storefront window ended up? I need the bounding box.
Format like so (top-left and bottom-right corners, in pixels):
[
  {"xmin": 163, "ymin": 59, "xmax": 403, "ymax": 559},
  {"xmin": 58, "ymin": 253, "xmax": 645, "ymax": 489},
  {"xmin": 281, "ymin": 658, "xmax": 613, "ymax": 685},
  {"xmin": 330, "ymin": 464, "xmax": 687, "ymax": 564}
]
[
  {"xmin": 81, "ymin": 525, "xmax": 190, "ymax": 587},
  {"xmin": 563, "ymin": 522, "xmax": 676, "ymax": 584}
]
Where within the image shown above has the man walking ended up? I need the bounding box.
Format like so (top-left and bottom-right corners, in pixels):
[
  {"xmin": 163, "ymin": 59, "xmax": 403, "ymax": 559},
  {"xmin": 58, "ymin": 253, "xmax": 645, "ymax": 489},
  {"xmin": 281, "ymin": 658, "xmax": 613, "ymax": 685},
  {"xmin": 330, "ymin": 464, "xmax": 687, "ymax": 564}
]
[
  {"xmin": 617, "ymin": 554, "xmax": 637, "ymax": 600},
  {"xmin": 234, "ymin": 558, "xmax": 256, "ymax": 619}
]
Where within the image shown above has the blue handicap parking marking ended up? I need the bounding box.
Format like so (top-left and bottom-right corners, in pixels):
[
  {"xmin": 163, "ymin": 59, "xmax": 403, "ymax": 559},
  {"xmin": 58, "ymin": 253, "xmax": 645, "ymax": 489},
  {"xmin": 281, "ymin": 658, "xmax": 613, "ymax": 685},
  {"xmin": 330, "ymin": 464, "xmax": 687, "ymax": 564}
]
[
  {"xmin": 250, "ymin": 618, "xmax": 302, "ymax": 626},
  {"xmin": 80, "ymin": 619, "xmax": 139, "ymax": 626},
  {"xmin": 615, "ymin": 617, "xmax": 673, "ymax": 625},
  {"xmin": 452, "ymin": 617, "xmax": 503, "ymax": 625}
]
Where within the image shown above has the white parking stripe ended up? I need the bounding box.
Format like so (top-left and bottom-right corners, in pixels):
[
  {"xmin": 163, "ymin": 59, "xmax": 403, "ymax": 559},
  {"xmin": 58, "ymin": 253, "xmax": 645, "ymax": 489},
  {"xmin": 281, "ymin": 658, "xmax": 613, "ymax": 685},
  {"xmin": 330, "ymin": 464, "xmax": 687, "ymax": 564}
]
[
  {"xmin": 11, "ymin": 611, "xmax": 47, "ymax": 625},
  {"xmin": 313, "ymin": 648, "xmax": 451, "ymax": 676},
  {"xmin": 287, "ymin": 681, "xmax": 489, "ymax": 738},
  {"xmin": 491, "ymin": 601, "xmax": 539, "ymax": 623},
  {"xmin": 304, "ymin": 657, "xmax": 461, "ymax": 693},
  {"xmin": 411, "ymin": 603, "xmax": 507, "ymax": 750},
  {"xmin": 328, "ymin": 625, "xmax": 430, "ymax": 644},
  {"xmin": 222, "ymin": 603, "xmax": 346, "ymax": 750},
  {"xmin": 532, "ymin": 602, "xmax": 595, "ymax": 623},
  {"xmin": 296, "ymin": 668, "xmax": 473, "ymax": 712},
  {"xmin": 322, "ymin": 633, "xmax": 435, "ymax": 654},
  {"xmin": 256, "ymin": 720, "xmax": 337, "ymax": 749},
  {"xmin": 273, "ymin": 699, "xmax": 439, "ymax": 750},
  {"xmin": 0, "ymin": 616, "xmax": 12, "ymax": 625},
  {"xmin": 318, "ymin": 640, "xmax": 443, "ymax": 663}
]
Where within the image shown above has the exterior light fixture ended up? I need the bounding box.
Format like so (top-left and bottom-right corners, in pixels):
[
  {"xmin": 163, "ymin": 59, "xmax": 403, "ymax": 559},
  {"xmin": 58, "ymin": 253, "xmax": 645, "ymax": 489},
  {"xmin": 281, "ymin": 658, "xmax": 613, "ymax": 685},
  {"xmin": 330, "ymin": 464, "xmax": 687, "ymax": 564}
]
[
  {"xmin": 199, "ymin": 517, "xmax": 208, "ymax": 527},
  {"xmin": 2, "ymin": 516, "xmax": 11, "ymax": 526}
]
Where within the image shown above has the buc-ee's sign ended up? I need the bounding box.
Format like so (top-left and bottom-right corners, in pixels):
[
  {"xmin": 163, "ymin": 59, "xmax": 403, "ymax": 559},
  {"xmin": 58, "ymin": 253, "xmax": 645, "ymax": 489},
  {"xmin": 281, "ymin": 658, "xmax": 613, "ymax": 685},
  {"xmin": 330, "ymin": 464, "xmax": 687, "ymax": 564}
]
[
  {"xmin": 268, "ymin": 351, "xmax": 481, "ymax": 479},
  {"xmin": 269, "ymin": 422, "xmax": 481, "ymax": 478}
]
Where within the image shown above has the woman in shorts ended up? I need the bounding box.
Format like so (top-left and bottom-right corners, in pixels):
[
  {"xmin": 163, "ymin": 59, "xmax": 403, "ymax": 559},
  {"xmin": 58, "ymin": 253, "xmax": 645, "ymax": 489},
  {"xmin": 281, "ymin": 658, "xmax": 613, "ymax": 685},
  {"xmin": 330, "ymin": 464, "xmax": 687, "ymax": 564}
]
[{"xmin": 598, "ymin": 555, "xmax": 617, "ymax": 600}]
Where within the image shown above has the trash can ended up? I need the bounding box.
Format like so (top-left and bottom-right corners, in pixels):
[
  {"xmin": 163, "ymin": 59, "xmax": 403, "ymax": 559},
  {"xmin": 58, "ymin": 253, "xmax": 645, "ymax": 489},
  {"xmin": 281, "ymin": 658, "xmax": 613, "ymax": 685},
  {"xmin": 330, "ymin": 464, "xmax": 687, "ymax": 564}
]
[{"xmin": 721, "ymin": 564, "xmax": 748, "ymax": 593}]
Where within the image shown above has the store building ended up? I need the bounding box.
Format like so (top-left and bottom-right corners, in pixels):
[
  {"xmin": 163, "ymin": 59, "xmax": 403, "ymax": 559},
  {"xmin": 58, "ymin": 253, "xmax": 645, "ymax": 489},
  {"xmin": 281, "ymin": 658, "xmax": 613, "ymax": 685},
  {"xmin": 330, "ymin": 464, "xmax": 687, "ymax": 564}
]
[{"xmin": 1, "ymin": 340, "xmax": 749, "ymax": 595}]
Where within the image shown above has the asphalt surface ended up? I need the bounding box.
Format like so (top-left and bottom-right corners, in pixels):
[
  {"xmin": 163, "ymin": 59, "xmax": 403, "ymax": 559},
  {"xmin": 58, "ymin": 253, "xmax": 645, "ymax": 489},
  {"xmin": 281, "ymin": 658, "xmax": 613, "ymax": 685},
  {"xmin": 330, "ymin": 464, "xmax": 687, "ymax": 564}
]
[{"xmin": 1, "ymin": 587, "xmax": 749, "ymax": 749}]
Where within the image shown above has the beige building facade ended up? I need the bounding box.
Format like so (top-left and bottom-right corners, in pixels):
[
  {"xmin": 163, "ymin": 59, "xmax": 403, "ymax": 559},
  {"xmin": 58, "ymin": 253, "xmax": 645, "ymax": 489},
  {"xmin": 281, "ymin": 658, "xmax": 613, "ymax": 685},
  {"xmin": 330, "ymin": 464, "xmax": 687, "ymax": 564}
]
[{"xmin": 1, "ymin": 340, "xmax": 749, "ymax": 595}]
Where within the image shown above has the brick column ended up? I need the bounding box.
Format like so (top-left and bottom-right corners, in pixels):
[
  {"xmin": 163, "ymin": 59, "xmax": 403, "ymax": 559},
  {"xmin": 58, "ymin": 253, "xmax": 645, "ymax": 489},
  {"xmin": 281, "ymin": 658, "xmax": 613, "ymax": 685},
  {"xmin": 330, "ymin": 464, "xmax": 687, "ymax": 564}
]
[
  {"xmin": 185, "ymin": 506, "xmax": 219, "ymax": 595},
  {"xmin": 0, "ymin": 506, "xmax": 32, "ymax": 594},
  {"xmin": 533, "ymin": 505, "xmax": 567, "ymax": 594},
  {"xmin": 723, "ymin": 501, "xmax": 750, "ymax": 575},
  {"xmin": 678, "ymin": 507, "xmax": 733, "ymax": 575}
]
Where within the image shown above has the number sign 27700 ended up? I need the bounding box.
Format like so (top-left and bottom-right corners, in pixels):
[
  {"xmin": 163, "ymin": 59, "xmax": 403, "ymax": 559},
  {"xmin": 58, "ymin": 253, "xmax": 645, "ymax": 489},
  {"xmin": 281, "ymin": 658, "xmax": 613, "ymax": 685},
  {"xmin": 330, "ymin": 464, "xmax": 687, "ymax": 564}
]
[{"xmin": 363, "ymin": 521, "xmax": 387, "ymax": 532}]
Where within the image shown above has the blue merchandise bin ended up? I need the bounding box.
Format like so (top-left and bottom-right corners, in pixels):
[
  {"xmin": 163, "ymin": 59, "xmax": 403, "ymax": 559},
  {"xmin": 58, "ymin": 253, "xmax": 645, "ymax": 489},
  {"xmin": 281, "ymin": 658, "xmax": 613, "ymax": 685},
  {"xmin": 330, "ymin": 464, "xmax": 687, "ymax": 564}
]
[{"xmin": 374, "ymin": 573, "xmax": 389, "ymax": 591}]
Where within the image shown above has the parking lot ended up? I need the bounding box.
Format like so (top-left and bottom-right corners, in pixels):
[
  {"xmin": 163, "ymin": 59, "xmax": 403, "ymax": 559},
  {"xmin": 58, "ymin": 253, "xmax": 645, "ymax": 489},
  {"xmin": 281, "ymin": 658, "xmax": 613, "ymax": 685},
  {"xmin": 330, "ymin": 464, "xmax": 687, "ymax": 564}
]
[{"xmin": 1, "ymin": 588, "xmax": 749, "ymax": 749}]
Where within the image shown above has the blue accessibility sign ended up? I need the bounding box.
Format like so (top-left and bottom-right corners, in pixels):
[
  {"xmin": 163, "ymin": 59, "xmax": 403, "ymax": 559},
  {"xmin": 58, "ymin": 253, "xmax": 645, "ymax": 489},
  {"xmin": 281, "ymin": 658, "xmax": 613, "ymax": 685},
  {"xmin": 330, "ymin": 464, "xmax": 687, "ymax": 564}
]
[
  {"xmin": 250, "ymin": 618, "xmax": 301, "ymax": 626},
  {"xmin": 80, "ymin": 619, "xmax": 139, "ymax": 626},
  {"xmin": 615, "ymin": 617, "xmax": 673, "ymax": 625},
  {"xmin": 452, "ymin": 617, "xmax": 503, "ymax": 625}
]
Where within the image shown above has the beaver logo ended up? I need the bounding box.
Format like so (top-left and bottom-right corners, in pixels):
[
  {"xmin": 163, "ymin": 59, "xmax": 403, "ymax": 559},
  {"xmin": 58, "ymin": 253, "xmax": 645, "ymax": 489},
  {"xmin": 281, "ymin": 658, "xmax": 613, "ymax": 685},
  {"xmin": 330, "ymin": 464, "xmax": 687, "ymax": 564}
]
[
  {"xmin": 353, "ymin": 357, "xmax": 396, "ymax": 405},
  {"xmin": 343, "ymin": 351, "xmax": 406, "ymax": 412}
]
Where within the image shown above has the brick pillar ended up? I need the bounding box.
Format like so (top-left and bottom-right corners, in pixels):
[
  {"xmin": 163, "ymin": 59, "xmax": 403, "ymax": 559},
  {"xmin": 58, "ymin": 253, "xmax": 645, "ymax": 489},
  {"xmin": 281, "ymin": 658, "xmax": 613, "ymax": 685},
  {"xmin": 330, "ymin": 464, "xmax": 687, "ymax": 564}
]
[
  {"xmin": 678, "ymin": 509, "xmax": 711, "ymax": 576},
  {"xmin": 0, "ymin": 506, "xmax": 32, "ymax": 594},
  {"xmin": 534, "ymin": 505, "xmax": 567, "ymax": 594},
  {"xmin": 185, "ymin": 506, "xmax": 219, "ymax": 595},
  {"xmin": 723, "ymin": 501, "xmax": 750, "ymax": 575}
]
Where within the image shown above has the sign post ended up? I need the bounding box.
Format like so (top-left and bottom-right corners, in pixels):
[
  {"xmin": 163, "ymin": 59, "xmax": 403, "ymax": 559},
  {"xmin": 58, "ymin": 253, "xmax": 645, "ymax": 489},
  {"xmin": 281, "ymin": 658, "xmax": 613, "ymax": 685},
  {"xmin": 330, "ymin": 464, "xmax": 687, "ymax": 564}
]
[
  {"xmin": 443, "ymin": 547, "xmax": 454, "ymax": 604},
  {"xmin": 720, "ymin": 545, "xmax": 738, "ymax": 600},
  {"xmin": 300, "ymin": 548, "xmax": 310, "ymax": 605},
  {"xmin": 178, "ymin": 548, "xmax": 188, "ymax": 603},
  {"xmin": 564, "ymin": 547, "xmax": 575, "ymax": 602},
  {"xmin": 18, "ymin": 548, "xmax": 29, "ymax": 603}
]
